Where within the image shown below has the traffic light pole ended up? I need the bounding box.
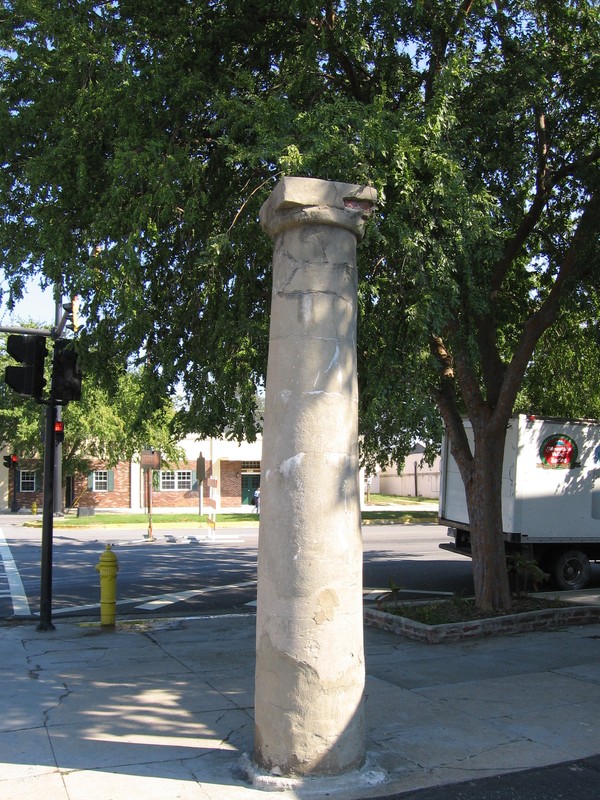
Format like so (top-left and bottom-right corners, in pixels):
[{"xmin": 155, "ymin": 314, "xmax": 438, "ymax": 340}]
[
  {"xmin": 11, "ymin": 462, "xmax": 18, "ymax": 513},
  {"xmin": 3, "ymin": 291, "xmax": 82, "ymax": 632},
  {"xmin": 53, "ymin": 404, "xmax": 63, "ymax": 514},
  {"xmin": 38, "ymin": 403, "xmax": 56, "ymax": 632},
  {"xmin": 3, "ymin": 295, "xmax": 82, "ymax": 631},
  {"xmin": 54, "ymin": 296, "xmax": 63, "ymax": 515}
]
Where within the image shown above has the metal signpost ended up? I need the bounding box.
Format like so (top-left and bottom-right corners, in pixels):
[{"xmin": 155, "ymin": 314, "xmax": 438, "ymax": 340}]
[
  {"xmin": 141, "ymin": 449, "xmax": 161, "ymax": 541},
  {"xmin": 205, "ymin": 476, "xmax": 218, "ymax": 538}
]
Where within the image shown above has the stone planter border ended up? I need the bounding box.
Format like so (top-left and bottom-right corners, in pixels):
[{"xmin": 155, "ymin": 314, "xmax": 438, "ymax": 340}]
[{"xmin": 364, "ymin": 604, "xmax": 600, "ymax": 644}]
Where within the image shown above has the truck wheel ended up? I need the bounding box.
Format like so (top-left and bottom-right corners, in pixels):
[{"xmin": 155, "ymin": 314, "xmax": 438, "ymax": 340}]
[{"xmin": 549, "ymin": 549, "xmax": 591, "ymax": 591}]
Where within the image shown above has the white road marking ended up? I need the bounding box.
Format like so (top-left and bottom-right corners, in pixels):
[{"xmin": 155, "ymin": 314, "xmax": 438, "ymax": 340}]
[
  {"xmin": 135, "ymin": 580, "xmax": 258, "ymax": 611},
  {"xmin": 0, "ymin": 526, "xmax": 31, "ymax": 615},
  {"xmin": 49, "ymin": 580, "xmax": 258, "ymax": 615},
  {"xmin": 247, "ymin": 587, "xmax": 453, "ymax": 609},
  {"xmin": 363, "ymin": 590, "xmax": 387, "ymax": 601},
  {"xmin": 363, "ymin": 587, "xmax": 454, "ymax": 600}
]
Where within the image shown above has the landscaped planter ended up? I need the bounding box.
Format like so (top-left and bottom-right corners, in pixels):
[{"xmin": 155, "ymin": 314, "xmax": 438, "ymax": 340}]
[{"xmin": 364, "ymin": 604, "xmax": 600, "ymax": 644}]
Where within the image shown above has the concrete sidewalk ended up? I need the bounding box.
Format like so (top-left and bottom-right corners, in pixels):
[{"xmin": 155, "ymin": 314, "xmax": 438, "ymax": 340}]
[{"xmin": 2, "ymin": 610, "xmax": 600, "ymax": 800}]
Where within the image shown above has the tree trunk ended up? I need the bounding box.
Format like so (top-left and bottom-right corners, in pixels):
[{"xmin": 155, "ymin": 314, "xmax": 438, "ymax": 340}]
[{"xmin": 464, "ymin": 422, "xmax": 512, "ymax": 612}]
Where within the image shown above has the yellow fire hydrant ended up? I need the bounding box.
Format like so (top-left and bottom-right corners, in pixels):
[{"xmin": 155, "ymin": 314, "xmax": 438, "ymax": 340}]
[{"xmin": 95, "ymin": 544, "xmax": 119, "ymax": 627}]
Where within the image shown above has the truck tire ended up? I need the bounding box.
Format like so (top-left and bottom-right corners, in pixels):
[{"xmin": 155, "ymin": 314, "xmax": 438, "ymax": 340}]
[{"xmin": 549, "ymin": 549, "xmax": 591, "ymax": 591}]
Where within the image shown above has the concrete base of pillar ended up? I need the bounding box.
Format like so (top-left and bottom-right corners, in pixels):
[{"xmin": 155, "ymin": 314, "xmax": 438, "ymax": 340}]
[{"xmin": 237, "ymin": 752, "xmax": 387, "ymax": 794}]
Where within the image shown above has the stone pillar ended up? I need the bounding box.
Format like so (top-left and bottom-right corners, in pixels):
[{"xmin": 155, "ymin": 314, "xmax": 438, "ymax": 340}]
[{"xmin": 254, "ymin": 177, "xmax": 377, "ymax": 777}]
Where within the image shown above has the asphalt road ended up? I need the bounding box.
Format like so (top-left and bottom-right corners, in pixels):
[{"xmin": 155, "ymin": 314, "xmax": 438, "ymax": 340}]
[
  {"xmin": 374, "ymin": 755, "xmax": 600, "ymax": 800},
  {"xmin": 0, "ymin": 517, "xmax": 474, "ymax": 622}
]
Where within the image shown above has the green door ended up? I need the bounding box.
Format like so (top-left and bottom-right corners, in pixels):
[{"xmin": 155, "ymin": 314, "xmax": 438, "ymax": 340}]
[{"xmin": 241, "ymin": 474, "xmax": 260, "ymax": 505}]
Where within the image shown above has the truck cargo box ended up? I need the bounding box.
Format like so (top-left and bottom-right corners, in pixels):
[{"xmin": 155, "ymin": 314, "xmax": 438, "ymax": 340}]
[{"xmin": 439, "ymin": 415, "xmax": 600, "ymax": 589}]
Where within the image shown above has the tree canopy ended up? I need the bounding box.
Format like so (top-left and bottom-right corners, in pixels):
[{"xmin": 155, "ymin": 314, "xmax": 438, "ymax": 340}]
[
  {"xmin": 2, "ymin": 1, "xmax": 598, "ymax": 447},
  {"xmin": 1, "ymin": 1, "xmax": 599, "ymax": 609}
]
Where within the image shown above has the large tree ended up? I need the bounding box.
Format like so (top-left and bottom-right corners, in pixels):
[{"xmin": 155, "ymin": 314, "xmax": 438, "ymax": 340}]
[{"xmin": 1, "ymin": 0, "xmax": 599, "ymax": 610}]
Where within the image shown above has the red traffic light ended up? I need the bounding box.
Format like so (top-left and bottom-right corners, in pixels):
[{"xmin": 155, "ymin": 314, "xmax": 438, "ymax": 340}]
[
  {"xmin": 10, "ymin": 454, "xmax": 18, "ymax": 464},
  {"xmin": 54, "ymin": 419, "xmax": 65, "ymax": 443}
]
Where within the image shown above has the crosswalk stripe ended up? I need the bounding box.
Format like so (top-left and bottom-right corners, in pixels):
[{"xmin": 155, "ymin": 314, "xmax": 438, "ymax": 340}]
[{"xmin": 0, "ymin": 526, "xmax": 31, "ymax": 615}]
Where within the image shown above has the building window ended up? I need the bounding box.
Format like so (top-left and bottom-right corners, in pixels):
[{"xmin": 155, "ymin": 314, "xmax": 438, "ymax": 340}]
[
  {"xmin": 20, "ymin": 471, "xmax": 37, "ymax": 492},
  {"xmin": 177, "ymin": 470, "xmax": 192, "ymax": 490},
  {"xmin": 160, "ymin": 470, "xmax": 192, "ymax": 491},
  {"xmin": 93, "ymin": 471, "xmax": 109, "ymax": 491},
  {"xmin": 161, "ymin": 471, "xmax": 175, "ymax": 490},
  {"xmin": 242, "ymin": 461, "xmax": 260, "ymax": 471},
  {"xmin": 87, "ymin": 470, "xmax": 114, "ymax": 492}
]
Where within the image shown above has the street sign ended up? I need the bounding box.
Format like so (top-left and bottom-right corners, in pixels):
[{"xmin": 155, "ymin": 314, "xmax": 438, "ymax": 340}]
[{"xmin": 140, "ymin": 449, "xmax": 161, "ymax": 470}]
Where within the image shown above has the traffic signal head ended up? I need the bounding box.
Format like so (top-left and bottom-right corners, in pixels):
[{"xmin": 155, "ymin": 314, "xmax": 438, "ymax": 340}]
[
  {"xmin": 51, "ymin": 340, "xmax": 82, "ymax": 403},
  {"xmin": 63, "ymin": 296, "xmax": 81, "ymax": 332},
  {"xmin": 3, "ymin": 454, "xmax": 18, "ymax": 469},
  {"xmin": 54, "ymin": 419, "xmax": 65, "ymax": 444},
  {"xmin": 4, "ymin": 334, "xmax": 48, "ymax": 399}
]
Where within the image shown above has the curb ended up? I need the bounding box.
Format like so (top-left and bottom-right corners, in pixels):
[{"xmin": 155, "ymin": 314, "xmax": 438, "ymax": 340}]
[
  {"xmin": 21, "ymin": 520, "xmax": 261, "ymax": 531},
  {"xmin": 362, "ymin": 516, "xmax": 438, "ymax": 526},
  {"xmin": 364, "ymin": 604, "xmax": 600, "ymax": 643}
]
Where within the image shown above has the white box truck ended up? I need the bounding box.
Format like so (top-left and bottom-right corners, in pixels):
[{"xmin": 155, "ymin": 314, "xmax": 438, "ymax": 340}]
[{"xmin": 439, "ymin": 415, "xmax": 600, "ymax": 590}]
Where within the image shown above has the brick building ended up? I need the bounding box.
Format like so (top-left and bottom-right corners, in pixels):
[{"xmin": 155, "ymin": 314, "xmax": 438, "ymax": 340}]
[{"xmin": 0, "ymin": 435, "xmax": 263, "ymax": 513}]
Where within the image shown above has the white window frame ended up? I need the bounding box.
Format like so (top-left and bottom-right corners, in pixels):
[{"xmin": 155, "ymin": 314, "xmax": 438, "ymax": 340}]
[
  {"xmin": 160, "ymin": 470, "xmax": 176, "ymax": 490},
  {"xmin": 93, "ymin": 470, "xmax": 109, "ymax": 492},
  {"xmin": 20, "ymin": 471, "xmax": 37, "ymax": 492},
  {"xmin": 176, "ymin": 470, "xmax": 192, "ymax": 490},
  {"xmin": 160, "ymin": 470, "xmax": 192, "ymax": 491}
]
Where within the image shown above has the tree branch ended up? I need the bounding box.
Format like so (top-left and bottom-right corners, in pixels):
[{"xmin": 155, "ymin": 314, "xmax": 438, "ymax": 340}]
[
  {"xmin": 491, "ymin": 146, "xmax": 600, "ymax": 294},
  {"xmin": 430, "ymin": 334, "xmax": 474, "ymax": 470},
  {"xmin": 495, "ymin": 190, "xmax": 600, "ymax": 419},
  {"xmin": 318, "ymin": 3, "xmax": 373, "ymax": 102},
  {"xmin": 534, "ymin": 106, "xmax": 551, "ymax": 194},
  {"xmin": 424, "ymin": 0, "xmax": 475, "ymax": 104},
  {"xmin": 475, "ymin": 313, "xmax": 506, "ymax": 405}
]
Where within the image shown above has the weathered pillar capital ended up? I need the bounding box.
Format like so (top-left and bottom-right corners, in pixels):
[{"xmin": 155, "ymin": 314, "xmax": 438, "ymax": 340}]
[{"xmin": 260, "ymin": 176, "xmax": 377, "ymax": 241}]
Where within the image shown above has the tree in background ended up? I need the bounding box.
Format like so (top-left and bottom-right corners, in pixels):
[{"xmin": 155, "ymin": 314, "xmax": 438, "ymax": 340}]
[
  {"xmin": 1, "ymin": 1, "xmax": 598, "ymax": 610},
  {"xmin": 0, "ymin": 330, "xmax": 181, "ymax": 490},
  {"xmin": 516, "ymin": 299, "xmax": 600, "ymax": 421}
]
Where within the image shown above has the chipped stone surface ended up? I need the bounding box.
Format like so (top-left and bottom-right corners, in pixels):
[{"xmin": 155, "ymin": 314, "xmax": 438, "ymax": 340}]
[{"xmin": 260, "ymin": 176, "xmax": 376, "ymax": 240}]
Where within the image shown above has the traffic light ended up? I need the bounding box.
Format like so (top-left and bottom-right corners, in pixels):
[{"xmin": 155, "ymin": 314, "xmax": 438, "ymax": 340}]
[
  {"xmin": 63, "ymin": 296, "xmax": 81, "ymax": 333},
  {"xmin": 3, "ymin": 454, "xmax": 18, "ymax": 469},
  {"xmin": 54, "ymin": 420, "xmax": 65, "ymax": 444},
  {"xmin": 4, "ymin": 334, "xmax": 47, "ymax": 399},
  {"xmin": 51, "ymin": 339, "xmax": 82, "ymax": 402}
]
